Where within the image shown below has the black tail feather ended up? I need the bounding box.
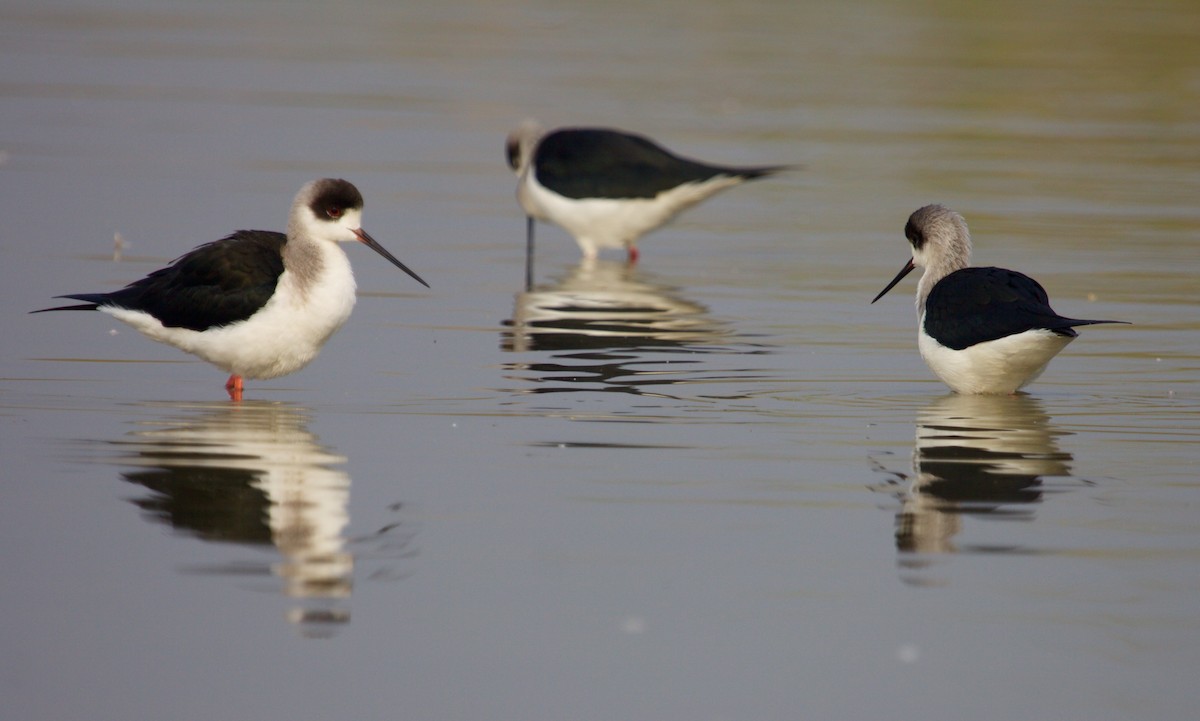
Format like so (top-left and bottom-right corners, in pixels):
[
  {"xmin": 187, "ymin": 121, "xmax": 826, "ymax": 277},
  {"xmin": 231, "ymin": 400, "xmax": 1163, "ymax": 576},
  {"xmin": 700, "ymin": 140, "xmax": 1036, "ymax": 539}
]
[
  {"xmin": 30, "ymin": 293, "xmax": 109, "ymax": 314},
  {"xmin": 1064, "ymin": 318, "xmax": 1131, "ymax": 328},
  {"xmin": 736, "ymin": 164, "xmax": 797, "ymax": 181},
  {"xmin": 1049, "ymin": 317, "xmax": 1129, "ymax": 339}
]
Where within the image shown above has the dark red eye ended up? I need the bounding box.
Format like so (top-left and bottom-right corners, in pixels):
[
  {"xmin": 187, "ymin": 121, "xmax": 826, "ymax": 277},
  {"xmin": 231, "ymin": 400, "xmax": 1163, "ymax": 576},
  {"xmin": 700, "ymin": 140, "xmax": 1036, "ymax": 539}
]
[{"xmin": 327, "ymin": 206, "xmax": 343, "ymax": 219}]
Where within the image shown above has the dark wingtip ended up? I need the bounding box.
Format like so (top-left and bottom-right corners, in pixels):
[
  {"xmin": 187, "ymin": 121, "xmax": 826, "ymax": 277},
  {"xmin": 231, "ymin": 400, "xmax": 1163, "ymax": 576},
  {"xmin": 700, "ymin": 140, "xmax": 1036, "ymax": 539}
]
[
  {"xmin": 738, "ymin": 163, "xmax": 798, "ymax": 180},
  {"xmin": 31, "ymin": 293, "xmax": 111, "ymax": 314},
  {"xmin": 30, "ymin": 303, "xmax": 100, "ymax": 314},
  {"xmin": 30, "ymin": 293, "xmax": 106, "ymax": 314},
  {"xmin": 1048, "ymin": 318, "xmax": 1129, "ymax": 336}
]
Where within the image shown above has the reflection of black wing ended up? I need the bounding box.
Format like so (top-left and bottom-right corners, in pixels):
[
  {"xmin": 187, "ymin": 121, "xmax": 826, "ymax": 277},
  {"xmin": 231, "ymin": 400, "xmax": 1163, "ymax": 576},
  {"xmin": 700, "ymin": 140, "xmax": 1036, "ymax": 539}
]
[
  {"xmin": 38, "ymin": 231, "xmax": 286, "ymax": 332},
  {"xmin": 917, "ymin": 448, "xmax": 1045, "ymax": 506},
  {"xmin": 501, "ymin": 302, "xmax": 713, "ymax": 353},
  {"xmin": 924, "ymin": 267, "xmax": 1118, "ymax": 351},
  {"xmin": 125, "ymin": 467, "xmax": 272, "ymax": 545},
  {"xmin": 535, "ymin": 128, "xmax": 782, "ymax": 199}
]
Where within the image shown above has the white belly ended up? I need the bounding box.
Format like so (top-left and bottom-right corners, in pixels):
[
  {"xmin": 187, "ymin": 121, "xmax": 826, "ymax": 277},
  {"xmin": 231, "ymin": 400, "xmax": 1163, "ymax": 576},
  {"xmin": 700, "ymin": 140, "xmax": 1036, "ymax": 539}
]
[
  {"xmin": 918, "ymin": 321, "xmax": 1074, "ymax": 395},
  {"xmin": 519, "ymin": 171, "xmax": 744, "ymax": 258},
  {"xmin": 105, "ymin": 259, "xmax": 357, "ymax": 380}
]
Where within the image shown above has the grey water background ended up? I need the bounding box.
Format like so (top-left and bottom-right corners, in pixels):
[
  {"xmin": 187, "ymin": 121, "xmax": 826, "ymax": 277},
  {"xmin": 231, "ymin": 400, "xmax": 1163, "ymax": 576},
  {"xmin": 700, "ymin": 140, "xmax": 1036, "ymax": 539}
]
[{"xmin": 2, "ymin": 1, "xmax": 1199, "ymax": 719}]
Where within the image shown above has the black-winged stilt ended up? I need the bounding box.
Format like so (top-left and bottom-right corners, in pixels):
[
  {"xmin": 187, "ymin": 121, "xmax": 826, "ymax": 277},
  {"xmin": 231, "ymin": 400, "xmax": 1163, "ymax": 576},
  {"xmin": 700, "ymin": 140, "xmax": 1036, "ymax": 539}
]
[
  {"xmin": 34, "ymin": 178, "xmax": 428, "ymax": 400},
  {"xmin": 871, "ymin": 204, "xmax": 1126, "ymax": 394},
  {"xmin": 505, "ymin": 120, "xmax": 789, "ymax": 272}
]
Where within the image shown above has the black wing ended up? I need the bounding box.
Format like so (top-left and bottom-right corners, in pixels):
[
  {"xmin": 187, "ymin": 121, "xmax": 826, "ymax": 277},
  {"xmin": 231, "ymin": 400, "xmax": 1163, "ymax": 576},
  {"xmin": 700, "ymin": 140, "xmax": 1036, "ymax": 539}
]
[
  {"xmin": 924, "ymin": 267, "xmax": 1121, "ymax": 351},
  {"xmin": 36, "ymin": 230, "xmax": 286, "ymax": 332},
  {"xmin": 534, "ymin": 128, "xmax": 784, "ymax": 200}
]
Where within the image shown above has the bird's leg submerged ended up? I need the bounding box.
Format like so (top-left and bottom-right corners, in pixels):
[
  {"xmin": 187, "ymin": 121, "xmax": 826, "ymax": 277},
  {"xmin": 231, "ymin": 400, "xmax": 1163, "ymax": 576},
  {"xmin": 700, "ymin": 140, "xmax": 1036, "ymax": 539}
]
[
  {"xmin": 525, "ymin": 216, "xmax": 536, "ymax": 291},
  {"xmin": 225, "ymin": 374, "xmax": 244, "ymax": 402}
]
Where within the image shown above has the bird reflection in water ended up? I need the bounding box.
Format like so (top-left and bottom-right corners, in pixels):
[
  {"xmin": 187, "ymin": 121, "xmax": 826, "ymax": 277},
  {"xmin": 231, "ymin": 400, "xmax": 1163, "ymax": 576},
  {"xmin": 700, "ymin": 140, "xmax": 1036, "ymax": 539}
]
[
  {"xmin": 876, "ymin": 395, "xmax": 1074, "ymax": 576},
  {"xmin": 501, "ymin": 259, "xmax": 759, "ymax": 395},
  {"xmin": 108, "ymin": 401, "xmax": 410, "ymax": 637}
]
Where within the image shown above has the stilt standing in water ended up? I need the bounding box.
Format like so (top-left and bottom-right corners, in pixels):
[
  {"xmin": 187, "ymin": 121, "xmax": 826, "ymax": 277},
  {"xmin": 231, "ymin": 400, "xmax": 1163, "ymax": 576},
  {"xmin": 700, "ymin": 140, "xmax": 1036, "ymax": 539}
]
[
  {"xmin": 34, "ymin": 178, "xmax": 428, "ymax": 400},
  {"xmin": 872, "ymin": 204, "xmax": 1126, "ymax": 394},
  {"xmin": 506, "ymin": 120, "xmax": 789, "ymax": 276}
]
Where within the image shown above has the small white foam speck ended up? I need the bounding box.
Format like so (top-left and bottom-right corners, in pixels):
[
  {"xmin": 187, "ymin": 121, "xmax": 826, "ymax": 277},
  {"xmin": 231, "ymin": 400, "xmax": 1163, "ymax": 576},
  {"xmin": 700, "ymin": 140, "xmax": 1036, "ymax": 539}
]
[
  {"xmin": 896, "ymin": 643, "xmax": 920, "ymax": 664},
  {"xmin": 620, "ymin": 616, "xmax": 647, "ymax": 634}
]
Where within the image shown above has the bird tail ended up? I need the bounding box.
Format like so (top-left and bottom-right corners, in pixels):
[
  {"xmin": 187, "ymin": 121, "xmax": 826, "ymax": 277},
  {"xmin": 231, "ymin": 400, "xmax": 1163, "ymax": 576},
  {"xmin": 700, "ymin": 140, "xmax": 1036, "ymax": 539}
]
[
  {"xmin": 735, "ymin": 164, "xmax": 796, "ymax": 181},
  {"xmin": 1065, "ymin": 318, "xmax": 1131, "ymax": 328},
  {"xmin": 30, "ymin": 294, "xmax": 108, "ymax": 314},
  {"xmin": 1044, "ymin": 316, "xmax": 1129, "ymax": 339},
  {"xmin": 1051, "ymin": 318, "xmax": 1130, "ymax": 338}
]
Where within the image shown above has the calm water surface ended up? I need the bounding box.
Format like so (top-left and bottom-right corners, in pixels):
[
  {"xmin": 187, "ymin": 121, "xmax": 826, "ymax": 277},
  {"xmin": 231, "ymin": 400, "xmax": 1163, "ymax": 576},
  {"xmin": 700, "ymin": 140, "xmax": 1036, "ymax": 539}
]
[{"xmin": 2, "ymin": 1, "xmax": 1199, "ymax": 720}]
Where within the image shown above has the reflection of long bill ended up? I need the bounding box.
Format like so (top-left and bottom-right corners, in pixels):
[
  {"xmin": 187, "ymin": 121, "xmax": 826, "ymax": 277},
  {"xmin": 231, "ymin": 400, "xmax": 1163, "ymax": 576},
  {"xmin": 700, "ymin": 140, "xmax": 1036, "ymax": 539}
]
[
  {"xmin": 505, "ymin": 258, "xmax": 724, "ymax": 353},
  {"xmin": 113, "ymin": 402, "xmax": 354, "ymax": 637},
  {"xmin": 898, "ymin": 394, "xmax": 1072, "ymax": 557}
]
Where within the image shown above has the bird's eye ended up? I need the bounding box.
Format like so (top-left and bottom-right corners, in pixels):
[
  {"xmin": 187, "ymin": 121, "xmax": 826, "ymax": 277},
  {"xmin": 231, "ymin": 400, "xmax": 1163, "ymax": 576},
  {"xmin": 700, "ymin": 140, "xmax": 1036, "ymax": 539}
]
[{"xmin": 327, "ymin": 207, "xmax": 343, "ymax": 219}]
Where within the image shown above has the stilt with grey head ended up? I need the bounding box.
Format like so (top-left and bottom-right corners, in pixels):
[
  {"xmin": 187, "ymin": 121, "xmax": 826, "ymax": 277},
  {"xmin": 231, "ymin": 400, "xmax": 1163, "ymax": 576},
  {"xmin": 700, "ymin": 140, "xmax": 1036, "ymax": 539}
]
[{"xmin": 871, "ymin": 204, "xmax": 1126, "ymax": 394}]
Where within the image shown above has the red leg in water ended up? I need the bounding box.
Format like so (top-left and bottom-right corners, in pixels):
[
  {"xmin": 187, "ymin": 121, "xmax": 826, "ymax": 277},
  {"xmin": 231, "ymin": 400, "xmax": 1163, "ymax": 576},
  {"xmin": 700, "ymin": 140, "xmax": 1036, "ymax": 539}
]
[
  {"xmin": 225, "ymin": 374, "xmax": 244, "ymax": 402},
  {"xmin": 627, "ymin": 245, "xmax": 640, "ymax": 265}
]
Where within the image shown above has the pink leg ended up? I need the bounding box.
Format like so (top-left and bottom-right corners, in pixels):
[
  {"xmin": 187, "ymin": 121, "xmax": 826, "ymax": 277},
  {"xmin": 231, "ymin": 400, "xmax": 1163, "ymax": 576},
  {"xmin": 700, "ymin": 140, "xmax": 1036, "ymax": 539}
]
[{"xmin": 225, "ymin": 374, "xmax": 244, "ymax": 402}]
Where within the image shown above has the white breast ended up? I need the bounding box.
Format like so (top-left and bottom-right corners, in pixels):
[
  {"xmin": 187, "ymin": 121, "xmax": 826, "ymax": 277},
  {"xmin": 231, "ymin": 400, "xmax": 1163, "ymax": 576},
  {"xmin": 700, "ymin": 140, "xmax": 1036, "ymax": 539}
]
[
  {"xmin": 917, "ymin": 316, "xmax": 1075, "ymax": 394},
  {"xmin": 105, "ymin": 245, "xmax": 358, "ymax": 380}
]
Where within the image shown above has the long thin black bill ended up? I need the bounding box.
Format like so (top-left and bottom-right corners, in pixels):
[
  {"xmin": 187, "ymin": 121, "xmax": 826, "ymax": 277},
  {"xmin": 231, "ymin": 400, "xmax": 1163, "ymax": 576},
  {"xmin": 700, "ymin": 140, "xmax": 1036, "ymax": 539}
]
[
  {"xmin": 354, "ymin": 229, "xmax": 429, "ymax": 288},
  {"xmin": 871, "ymin": 258, "xmax": 915, "ymax": 304}
]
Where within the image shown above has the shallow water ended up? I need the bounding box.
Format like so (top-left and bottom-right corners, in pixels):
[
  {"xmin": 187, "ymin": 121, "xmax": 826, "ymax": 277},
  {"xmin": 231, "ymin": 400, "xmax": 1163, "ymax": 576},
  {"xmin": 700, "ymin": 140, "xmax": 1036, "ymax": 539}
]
[{"xmin": 3, "ymin": 0, "xmax": 1199, "ymax": 719}]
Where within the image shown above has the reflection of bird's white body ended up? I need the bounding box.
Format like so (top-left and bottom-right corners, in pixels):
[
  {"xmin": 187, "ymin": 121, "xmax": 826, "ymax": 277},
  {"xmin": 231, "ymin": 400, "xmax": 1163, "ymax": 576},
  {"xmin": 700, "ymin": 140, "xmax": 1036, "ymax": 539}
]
[
  {"xmin": 508, "ymin": 258, "xmax": 720, "ymax": 351},
  {"xmin": 898, "ymin": 393, "xmax": 1071, "ymax": 553},
  {"xmin": 36, "ymin": 178, "xmax": 428, "ymax": 399},
  {"xmin": 507, "ymin": 120, "xmax": 785, "ymax": 261},
  {"xmin": 119, "ymin": 403, "xmax": 355, "ymax": 633},
  {"xmin": 915, "ymin": 394, "xmax": 1070, "ymax": 476},
  {"xmin": 873, "ymin": 204, "xmax": 1124, "ymax": 395}
]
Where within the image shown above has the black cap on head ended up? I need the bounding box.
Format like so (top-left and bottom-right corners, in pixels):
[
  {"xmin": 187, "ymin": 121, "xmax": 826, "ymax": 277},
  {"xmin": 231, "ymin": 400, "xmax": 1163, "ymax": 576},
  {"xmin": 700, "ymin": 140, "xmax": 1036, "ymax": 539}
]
[{"xmin": 309, "ymin": 178, "xmax": 364, "ymax": 221}]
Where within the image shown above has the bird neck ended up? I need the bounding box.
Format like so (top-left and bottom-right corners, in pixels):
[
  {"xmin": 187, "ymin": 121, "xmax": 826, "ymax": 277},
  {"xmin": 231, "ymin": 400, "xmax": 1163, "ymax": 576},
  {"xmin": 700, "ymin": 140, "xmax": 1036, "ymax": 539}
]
[
  {"xmin": 281, "ymin": 235, "xmax": 329, "ymax": 294},
  {"xmin": 915, "ymin": 256, "xmax": 962, "ymax": 315}
]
